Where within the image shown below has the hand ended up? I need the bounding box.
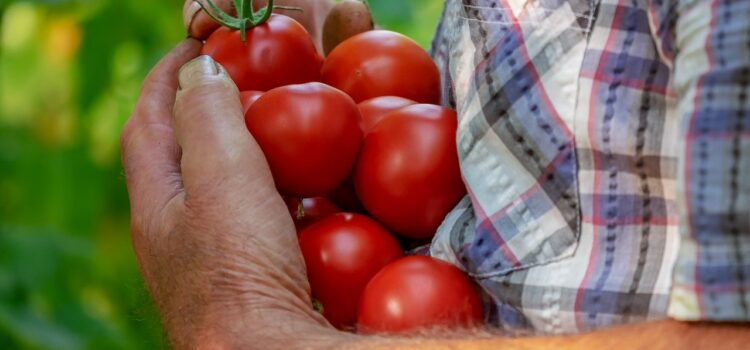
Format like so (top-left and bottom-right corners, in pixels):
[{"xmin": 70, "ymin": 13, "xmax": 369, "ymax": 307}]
[
  {"xmin": 183, "ymin": 0, "xmax": 335, "ymax": 51},
  {"xmin": 120, "ymin": 39, "xmax": 348, "ymax": 349}
]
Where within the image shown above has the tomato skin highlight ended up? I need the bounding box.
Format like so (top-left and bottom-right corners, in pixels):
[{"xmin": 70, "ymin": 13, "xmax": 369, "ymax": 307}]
[
  {"xmin": 285, "ymin": 197, "xmax": 340, "ymax": 231},
  {"xmin": 246, "ymin": 82, "xmax": 363, "ymax": 197},
  {"xmin": 357, "ymin": 256, "xmax": 483, "ymax": 333},
  {"xmin": 321, "ymin": 30, "xmax": 441, "ymax": 104},
  {"xmin": 202, "ymin": 15, "xmax": 323, "ymax": 92},
  {"xmin": 357, "ymin": 96, "xmax": 416, "ymax": 133},
  {"xmin": 240, "ymin": 90, "xmax": 263, "ymax": 116},
  {"xmin": 299, "ymin": 213, "xmax": 404, "ymax": 329},
  {"xmin": 354, "ymin": 104, "xmax": 465, "ymax": 239}
]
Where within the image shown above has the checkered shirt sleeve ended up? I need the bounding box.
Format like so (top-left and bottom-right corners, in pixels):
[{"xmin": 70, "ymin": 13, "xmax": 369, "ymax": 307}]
[{"xmin": 428, "ymin": 0, "xmax": 750, "ymax": 334}]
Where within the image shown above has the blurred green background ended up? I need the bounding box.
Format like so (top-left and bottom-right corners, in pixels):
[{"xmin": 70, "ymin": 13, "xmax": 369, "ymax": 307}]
[{"xmin": 0, "ymin": 1, "xmax": 443, "ymax": 348}]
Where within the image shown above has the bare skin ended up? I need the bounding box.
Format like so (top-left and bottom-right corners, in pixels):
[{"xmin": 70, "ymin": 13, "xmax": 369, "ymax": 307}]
[{"xmin": 119, "ymin": 1, "xmax": 750, "ymax": 348}]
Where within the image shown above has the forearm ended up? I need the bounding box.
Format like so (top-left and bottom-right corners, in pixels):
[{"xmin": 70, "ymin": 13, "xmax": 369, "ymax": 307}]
[
  {"xmin": 191, "ymin": 309, "xmax": 353, "ymax": 349},
  {"xmin": 158, "ymin": 225, "xmax": 338, "ymax": 349},
  {"xmin": 163, "ymin": 266, "xmax": 348, "ymax": 349},
  {"xmin": 343, "ymin": 320, "xmax": 750, "ymax": 350}
]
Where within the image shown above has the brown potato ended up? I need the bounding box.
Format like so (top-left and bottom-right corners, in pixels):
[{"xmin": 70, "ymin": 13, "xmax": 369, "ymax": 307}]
[{"xmin": 322, "ymin": 0, "xmax": 374, "ymax": 56}]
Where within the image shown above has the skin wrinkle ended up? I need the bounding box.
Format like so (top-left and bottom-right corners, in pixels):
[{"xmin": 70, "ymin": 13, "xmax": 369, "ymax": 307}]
[
  {"xmin": 120, "ymin": 124, "xmax": 178, "ymax": 181},
  {"xmin": 137, "ymin": 82, "xmax": 178, "ymax": 123},
  {"xmin": 219, "ymin": 228, "xmax": 314, "ymax": 313},
  {"xmin": 177, "ymin": 182, "xmax": 328, "ymax": 346},
  {"xmin": 122, "ymin": 133, "xmax": 183, "ymax": 223},
  {"xmin": 177, "ymin": 188, "xmax": 312, "ymax": 312}
]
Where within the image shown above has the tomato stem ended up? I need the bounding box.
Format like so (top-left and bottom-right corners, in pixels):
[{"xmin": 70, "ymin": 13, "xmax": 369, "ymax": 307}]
[
  {"xmin": 296, "ymin": 201, "xmax": 306, "ymax": 220},
  {"xmin": 312, "ymin": 298, "xmax": 324, "ymax": 314},
  {"xmin": 193, "ymin": 0, "xmax": 280, "ymax": 41},
  {"xmin": 273, "ymin": 5, "xmax": 303, "ymax": 12}
]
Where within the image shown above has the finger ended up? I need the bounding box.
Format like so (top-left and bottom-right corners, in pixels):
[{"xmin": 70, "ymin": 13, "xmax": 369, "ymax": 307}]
[
  {"xmin": 184, "ymin": 0, "xmax": 234, "ymax": 40},
  {"xmin": 121, "ymin": 39, "xmax": 202, "ymax": 223},
  {"xmin": 173, "ymin": 55, "xmax": 276, "ymax": 195}
]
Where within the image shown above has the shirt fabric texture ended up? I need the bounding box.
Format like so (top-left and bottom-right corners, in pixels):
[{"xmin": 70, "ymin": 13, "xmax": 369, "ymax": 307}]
[{"xmin": 428, "ymin": 0, "xmax": 750, "ymax": 334}]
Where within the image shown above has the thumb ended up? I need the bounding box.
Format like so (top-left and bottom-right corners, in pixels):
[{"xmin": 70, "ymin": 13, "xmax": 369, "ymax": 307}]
[{"xmin": 173, "ymin": 55, "xmax": 275, "ymax": 194}]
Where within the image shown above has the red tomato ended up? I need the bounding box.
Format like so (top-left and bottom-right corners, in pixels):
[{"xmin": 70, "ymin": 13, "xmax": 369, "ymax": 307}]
[
  {"xmin": 354, "ymin": 104, "xmax": 465, "ymax": 239},
  {"xmin": 327, "ymin": 177, "xmax": 365, "ymax": 213},
  {"xmin": 321, "ymin": 30, "xmax": 440, "ymax": 104},
  {"xmin": 240, "ymin": 90, "xmax": 263, "ymax": 116},
  {"xmin": 299, "ymin": 213, "xmax": 404, "ymax": 329},
  {"xmin": 246, "ymin": 82, "xmax": 363, "ymax": 197},
  {"xmin": 357, "ymin": 96, "xmax": 417, "ymax": 133},
  {"xmin": 202, "ymin": 15, "xmax": 322, "ymax": 91},
  {"xmin": 357, "ymin": 256, "xmax": 483, "ymax": 333},
  {"xmin": 285, "ymin": 197, "xmax": 340, "ymax": 231}
]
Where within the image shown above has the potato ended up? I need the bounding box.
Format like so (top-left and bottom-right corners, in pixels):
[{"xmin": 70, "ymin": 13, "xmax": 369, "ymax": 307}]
[{"xmin": 322, "ymin": 0, "xmax": 374, "ymax": 56}]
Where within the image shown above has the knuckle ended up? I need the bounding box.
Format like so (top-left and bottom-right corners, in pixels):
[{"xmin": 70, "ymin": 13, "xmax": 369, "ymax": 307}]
[{"xmin": 175, "ymin": 83, "xmax": 240, "ymax": 122}]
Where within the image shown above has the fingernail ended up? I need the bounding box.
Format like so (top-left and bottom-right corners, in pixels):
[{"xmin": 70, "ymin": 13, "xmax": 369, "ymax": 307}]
[
  {"xmin": 183, "ymin": 1, "xmax": 202, "ymax": 35},
  {"xmin": 178, "ymin": 55, "xmax": 229, "ymax": 90}
]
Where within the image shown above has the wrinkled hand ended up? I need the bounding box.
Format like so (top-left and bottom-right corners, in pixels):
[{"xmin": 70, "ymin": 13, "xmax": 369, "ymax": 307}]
[
  {"xmin": 120, "ymin": 40, "xmax": 345, "ymax": 349},
  {"xmin": 183, "ymin": 0, "xmax": 334, "ymax": 50}
]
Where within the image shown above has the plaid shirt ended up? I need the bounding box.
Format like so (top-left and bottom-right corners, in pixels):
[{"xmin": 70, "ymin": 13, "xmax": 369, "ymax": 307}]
[{"xmin": 428, "ymin": 0, "xmax": 750, "ymax": 334}]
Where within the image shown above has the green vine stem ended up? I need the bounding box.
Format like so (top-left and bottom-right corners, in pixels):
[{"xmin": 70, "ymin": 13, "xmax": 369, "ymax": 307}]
[{"xmin": 193, "ymin": 0, "xmax": 301, "ymax": 41}]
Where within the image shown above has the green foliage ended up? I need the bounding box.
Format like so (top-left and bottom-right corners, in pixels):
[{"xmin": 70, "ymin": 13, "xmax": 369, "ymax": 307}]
[{"xmin": 0, "ymin": 0, "xmax": 443, "ymax": 348}]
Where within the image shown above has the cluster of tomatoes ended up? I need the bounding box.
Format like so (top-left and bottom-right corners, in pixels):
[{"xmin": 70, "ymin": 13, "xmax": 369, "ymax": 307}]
[{"xmin": 200, "ymin": 4, "xmax": 483, "ymax": 334}]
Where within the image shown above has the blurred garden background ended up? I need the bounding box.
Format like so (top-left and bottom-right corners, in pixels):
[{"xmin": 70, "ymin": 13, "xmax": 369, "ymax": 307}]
[{"xmin": 0, "ymin": 1, "xmax": 443, "ymax": 348}]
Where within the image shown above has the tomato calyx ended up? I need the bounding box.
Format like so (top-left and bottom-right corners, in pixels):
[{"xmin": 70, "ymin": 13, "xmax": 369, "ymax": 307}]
[
  {"xmin": 312, "ymin": 298, "xmax": 325, "ymax": 314},
  {"xmin": 194, "ymin": 0, "xmax": 301, "ymax": 40},
  {"xmin": 294, "ymin": 199, "xmax": 305, "ymax": 220}
]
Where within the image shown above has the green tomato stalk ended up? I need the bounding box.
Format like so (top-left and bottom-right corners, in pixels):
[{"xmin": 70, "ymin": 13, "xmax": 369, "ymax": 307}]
[{"xmin": 193, "ymin": 0, "xmax": 301, "ymax": 41}]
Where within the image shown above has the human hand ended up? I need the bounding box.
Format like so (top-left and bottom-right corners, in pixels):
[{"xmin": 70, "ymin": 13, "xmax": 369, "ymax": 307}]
[{"xmin": 120, "ymin": 39, "xmax": 348, "ymax": 349}]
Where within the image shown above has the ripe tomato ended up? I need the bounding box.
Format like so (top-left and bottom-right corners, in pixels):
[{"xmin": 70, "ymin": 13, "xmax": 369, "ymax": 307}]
[
  {"xmin": 240, "ymin": 90, "xmax": 263, "ymax": 116},
  {"xmin": 202, "ymin": 15, "xmax": 322, "ymax": 91},
  {"xmin": 321, "ymin": 30, "xmax": 440, "ymax": 104},
  {"xmin": 285, "ymin": 197, "xmax": 340, "ymax": 231},
  {"xmin": 245, "ymin": 82, "xmax": 363, "ymax": 197},
  {"xmin": 357, "ymin": 256, "xmax": 483, "ymax": 333},
  {"xmin": 327, "ymin": 177, "xmax": 365, "ymax": 213},
  {"xmin": 299, "ymin": 213, "xmax": 404, "ymax": 329},
  {"xmin": 354, "ymin": 104, "xmax": 465, "ymax": 239},
  {"xmin": 357, "ymin": 96, "xmax": 416, "ymax": 133}
]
